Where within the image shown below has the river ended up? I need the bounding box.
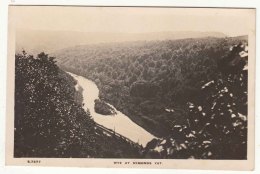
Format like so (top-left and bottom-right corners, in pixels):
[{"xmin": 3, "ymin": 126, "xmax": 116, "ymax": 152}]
[{"xmin": 67, "ymin": 72, "xmax": 156, "ymax": 146}]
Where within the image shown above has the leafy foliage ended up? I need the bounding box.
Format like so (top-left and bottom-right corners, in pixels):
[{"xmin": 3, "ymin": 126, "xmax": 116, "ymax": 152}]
[
  {"xmin": 144, "ymin": 43, "xmax": 248, "ymax": 159},
  {"xmin": 15, "ymin": 51, "xmax": 141, "ymax": 158},
  {"xmin": 94, "ymin": 99, "xmax": 116, "ymax": 115}
]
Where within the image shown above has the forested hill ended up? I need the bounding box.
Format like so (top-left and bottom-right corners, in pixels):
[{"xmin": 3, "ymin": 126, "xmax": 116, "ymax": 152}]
[
  {"xmin": 53, "ymin": 36, "xmax": 248, "ymax": 137},
  {"xmin": 16, "ymin": 30, "xmax": 226, "ymax": 55},
  {"xmin": 15, "ymin": 51, "xmax": 141, "ymax": 158}
]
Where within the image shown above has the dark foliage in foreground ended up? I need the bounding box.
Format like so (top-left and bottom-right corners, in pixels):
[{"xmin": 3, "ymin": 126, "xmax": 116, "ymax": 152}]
[
  {"xmin": 14, "ymin": 51, "xmax": 141, "ymax": 158},
  {"xmin": 144, "ymin": 43, "xmax": 248, "ymax": 159}
]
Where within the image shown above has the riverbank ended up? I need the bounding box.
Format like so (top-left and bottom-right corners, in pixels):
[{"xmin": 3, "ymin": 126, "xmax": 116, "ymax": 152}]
[{"xmin": 67, "ymin": 72, "xmax": 156, "ymax": 146}]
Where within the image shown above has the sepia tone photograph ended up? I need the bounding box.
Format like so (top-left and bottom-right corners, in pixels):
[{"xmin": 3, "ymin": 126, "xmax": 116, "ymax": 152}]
[{"xmin": 6, "ymin": 6, "xmax": 255, "ymax": 170}]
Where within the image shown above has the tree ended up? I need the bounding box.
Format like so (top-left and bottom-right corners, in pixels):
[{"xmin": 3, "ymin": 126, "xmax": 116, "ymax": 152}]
[
  {"xmin": 130, "ymin": 81, "xmax": 160, "ymax": 98},
  {"xmin": 157, "ymin": 44, "xmax": 248, "ymax": 159}
]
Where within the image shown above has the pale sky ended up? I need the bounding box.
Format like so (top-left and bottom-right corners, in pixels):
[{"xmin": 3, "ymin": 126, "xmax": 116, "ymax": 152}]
[{"xmin": 10, "ymin": 6, "xmax": 254, "ymax": 36}]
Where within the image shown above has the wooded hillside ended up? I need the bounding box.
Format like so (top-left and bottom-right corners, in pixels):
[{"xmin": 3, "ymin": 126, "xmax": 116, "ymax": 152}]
[
  {"xmin": 54, "ymin": 36, "xmax": 248, "ymax": 137},
  {"xmin": 15, "ymin": 51, "xmax": 141, "ymax": 158}
]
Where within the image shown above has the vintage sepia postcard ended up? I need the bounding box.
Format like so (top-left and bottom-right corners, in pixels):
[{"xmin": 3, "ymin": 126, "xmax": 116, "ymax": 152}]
[{"xmin": 6, "ymin": 6, "xmax": 255, "ymax": 170}]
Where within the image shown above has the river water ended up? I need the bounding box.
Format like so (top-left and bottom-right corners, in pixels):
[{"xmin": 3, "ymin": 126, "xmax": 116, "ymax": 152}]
[{"xmin": 68, "ymin": 72, "xmax": 156, "ymax": 146}]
